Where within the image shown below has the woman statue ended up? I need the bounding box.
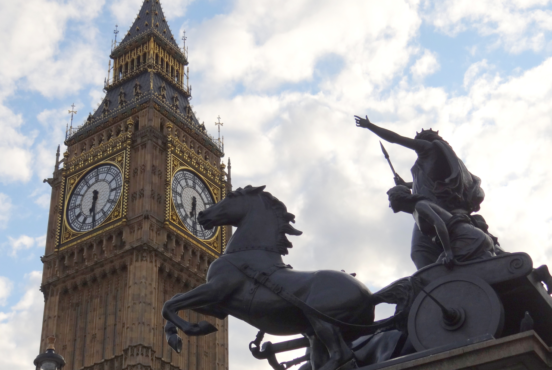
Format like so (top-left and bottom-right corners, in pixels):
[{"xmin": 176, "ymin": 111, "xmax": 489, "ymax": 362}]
[{"xmin": 387, "ymin": 185, "xmax": 496, "ymax": 266}]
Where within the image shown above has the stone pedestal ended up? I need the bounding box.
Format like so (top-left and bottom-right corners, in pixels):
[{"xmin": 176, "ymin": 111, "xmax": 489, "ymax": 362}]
[{"xmin": 361, "ymin": 331, "xmax": 552, "ymax": 370}]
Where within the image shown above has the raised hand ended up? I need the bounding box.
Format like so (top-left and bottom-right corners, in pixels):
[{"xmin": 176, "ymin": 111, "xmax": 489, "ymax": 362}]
[{"xmin": 355, "ymin": 115, "xmax": 372, "ymax": 128}]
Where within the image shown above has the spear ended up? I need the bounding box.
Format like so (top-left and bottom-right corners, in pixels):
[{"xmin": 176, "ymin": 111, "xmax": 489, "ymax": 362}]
[{"xmin": 379, "ymin": 141, "xmax": 398, "ymax": 179}]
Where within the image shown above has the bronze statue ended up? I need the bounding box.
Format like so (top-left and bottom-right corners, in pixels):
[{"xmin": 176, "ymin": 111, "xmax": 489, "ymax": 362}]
[
  {"xmin": 387, "ymin": 185, "xmax": 496, "ymax": 266},
  {"xmin": 162, "ymin": 186, "xmax": 413, "ymax": 370},
  {"xmin": 161, "ymin": 185, "xmax": 552, "ymax": 369},
  {"xmin": 355, "ymin": 115, "xmax": 487, "ymax": 269}
]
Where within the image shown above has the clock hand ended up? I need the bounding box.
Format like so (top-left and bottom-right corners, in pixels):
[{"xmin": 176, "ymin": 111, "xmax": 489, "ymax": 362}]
[
  {"xmin": 89, "ymin": 190, "xmax": 99, "ymax": 227},
  {"xmin": 190, "ymin": 196, "xmax": 197, "ymax": 219}
]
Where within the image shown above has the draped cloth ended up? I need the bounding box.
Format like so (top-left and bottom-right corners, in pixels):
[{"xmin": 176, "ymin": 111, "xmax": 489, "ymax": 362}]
[
  {"xmin": 436, "ymin": 214, "xmax": 495, "ymax": 263},
  {"xmin": 411, "ymin": 140, "xmax": 485, "ymax": 213}
]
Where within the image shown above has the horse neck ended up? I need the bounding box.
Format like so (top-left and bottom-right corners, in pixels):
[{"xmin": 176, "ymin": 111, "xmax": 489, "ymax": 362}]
[{"xmin": 225, "ymin": 205, "xmax": 280, "ymax": 253}]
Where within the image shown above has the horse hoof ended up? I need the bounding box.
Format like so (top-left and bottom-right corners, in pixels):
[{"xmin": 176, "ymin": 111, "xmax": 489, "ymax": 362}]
[
  {"xmin": 184, "ymin": 321, "xmax": 218, "ymax": 336},
  {"xmin": 168, "ymin": 334, "xmax": 183, "ymax": 353}
]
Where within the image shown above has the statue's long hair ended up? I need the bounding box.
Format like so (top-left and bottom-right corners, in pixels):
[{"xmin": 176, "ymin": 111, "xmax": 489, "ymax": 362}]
[{"xmin": 229, "ymin": 186, "xmax": 303, "ymax": 255}]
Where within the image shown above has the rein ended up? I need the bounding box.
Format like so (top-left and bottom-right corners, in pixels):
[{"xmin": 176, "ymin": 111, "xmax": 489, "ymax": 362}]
[{"xmin": 222, "ymin": 257, "xmax": 402, "ymax": 334}]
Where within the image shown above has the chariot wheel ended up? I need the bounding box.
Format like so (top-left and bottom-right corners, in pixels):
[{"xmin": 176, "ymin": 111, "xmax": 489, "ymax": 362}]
[{"xmin": 408, "ymin": 273, "xmax": 504, "ymax": 352}]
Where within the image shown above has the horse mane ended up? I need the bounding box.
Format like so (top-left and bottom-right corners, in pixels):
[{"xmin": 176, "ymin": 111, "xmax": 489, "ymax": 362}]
[{"xmin": 230, "ymin": 185, "xmax": 303, "ymax": 255}]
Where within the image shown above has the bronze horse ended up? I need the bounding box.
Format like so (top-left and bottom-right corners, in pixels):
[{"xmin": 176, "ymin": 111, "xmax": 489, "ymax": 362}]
[{"xmin": 162, "ymin": 186, "xmax": 410, "ymax": 370}]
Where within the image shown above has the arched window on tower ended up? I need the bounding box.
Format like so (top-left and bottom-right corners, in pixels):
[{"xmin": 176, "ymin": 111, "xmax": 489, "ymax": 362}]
[
  {"xmin": 136, "ymin": 56, "xmax": 140, "ymax": 68},
  {"xmin": 155, "ymin": 54, "xmax": 159, "ymax": 65},
  {"xmin": 118, "ymin": 66, "xmax": 123, "ymax": 80},
  {"xmin": 161, "ymin": 58, "xmax": 164, "ymax": 71},
  {"xmin": 142, "ymin": 54, "xmax": 146, "ymax": 64}
]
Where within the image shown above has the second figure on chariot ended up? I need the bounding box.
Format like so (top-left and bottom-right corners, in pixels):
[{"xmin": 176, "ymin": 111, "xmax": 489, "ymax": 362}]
[{"xmin": 354, "ymin": 115, "xmax": 502, "ymax": 269}]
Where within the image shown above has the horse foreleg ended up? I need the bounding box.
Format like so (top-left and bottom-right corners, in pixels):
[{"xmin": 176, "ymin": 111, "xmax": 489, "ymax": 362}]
[
  {"xmin": 164, "ymin": 321, "xmax": 183, "ymax": 353},
  {"xmin": 307, "ymin": 317, "xmax": 354, "ymax": 370},
  {"xmin": 194, "ymin": 305, "xmax": 228, "ymax": 320},
  {"xmin": 162, "ymin": 283, "xmax": 223, "ymax": 338}
]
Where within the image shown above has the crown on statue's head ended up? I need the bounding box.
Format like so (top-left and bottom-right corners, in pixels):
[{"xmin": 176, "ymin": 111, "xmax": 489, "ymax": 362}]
[{"xmin": 415, "ymin": 128, "xmax": 442, "ymax": 142}]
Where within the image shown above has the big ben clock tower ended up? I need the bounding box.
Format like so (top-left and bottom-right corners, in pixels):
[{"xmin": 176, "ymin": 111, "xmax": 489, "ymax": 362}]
[{"xmin": 38, "ymin": 1, "xmax": 230, "ymax": 369}]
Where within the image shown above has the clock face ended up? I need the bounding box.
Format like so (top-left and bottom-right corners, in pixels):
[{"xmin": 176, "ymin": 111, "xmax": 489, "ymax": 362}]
[
  {"xmin": 172, "ymin": 170, "xmax": 217, "ymax": 239},
  {"xmin": 66, "ymin": 164, "xmax": 123, "ymax": 232}
]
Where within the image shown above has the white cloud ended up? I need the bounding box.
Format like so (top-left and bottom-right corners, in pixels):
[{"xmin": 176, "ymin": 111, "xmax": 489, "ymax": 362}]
[
  {"xmin": 0, "ymin": 0, "xmax": 106, "ymax": 98},
  {"xmin": 421, "ymin": 0, "xmax": 552, "ymax": 53},
  {"xmin": 188, "ymin": 0, "xmax": 421, "ymax": 96},
  {"xmin": 463, "ymin": 59, "xmax": 492, "ymax": 89},
  {"xmin": 34, "ymin": 194, "xmax": 51, "ymax": 209},
  {"xmin": 410, "ymin": 49, "xmax": 439, "ymax": 80},
  {"xmin": 0, "ymin": 193, "xmax": 13, "ymax": 229},
  {"xmin": 0, "ymin": 272, "xmax": 44, "ymax": 370},
  {"xmin": 0, "ymin": 277, "xmax": 13, "ymax": 307},
  {"xmin": 35, "ymin": 108, "xmax": 70, "ymax": 181},
  {"xmin": 8, "ymin": 235, "xmax": 46, "ymax": 257},
  {"xmin": 0, "ymin": 0, "xmax": 106, "ymax": 185},
  {"xmin": 0, "ymin": 105, "xmax": 35, "ymax": 183}
]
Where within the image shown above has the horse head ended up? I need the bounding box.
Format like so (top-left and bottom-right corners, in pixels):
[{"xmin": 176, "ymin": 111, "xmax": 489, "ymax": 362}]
[{"xmin": 198, "ymin": 185, "xmax": 302, "ymax": 255}]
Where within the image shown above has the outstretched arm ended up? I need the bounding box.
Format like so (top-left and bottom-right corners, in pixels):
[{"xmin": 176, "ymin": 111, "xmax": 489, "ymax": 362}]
[{"xmin": 355, "ymin": 115, "xmax": 431, "ymax": 153}]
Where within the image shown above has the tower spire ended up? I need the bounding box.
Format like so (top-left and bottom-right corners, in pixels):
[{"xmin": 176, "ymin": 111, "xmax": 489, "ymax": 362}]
[{"xmin": 113, "ymin": 0, "xmax": 181, "ymax": 53}]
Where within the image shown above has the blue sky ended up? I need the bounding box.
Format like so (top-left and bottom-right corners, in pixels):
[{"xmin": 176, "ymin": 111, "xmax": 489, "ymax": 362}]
[{"xmin": 1, "ymin": 0, "xmax": 552, "ymax": 369}]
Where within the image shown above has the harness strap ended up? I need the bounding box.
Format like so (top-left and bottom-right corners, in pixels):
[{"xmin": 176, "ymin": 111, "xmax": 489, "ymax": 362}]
[
  {"xmin": 224, "ymin": 258, "xmax": 399, "ymax": 333},
  {"xmin": 245, "ymin": 263, "xmax": 288, "ymax": 316}
]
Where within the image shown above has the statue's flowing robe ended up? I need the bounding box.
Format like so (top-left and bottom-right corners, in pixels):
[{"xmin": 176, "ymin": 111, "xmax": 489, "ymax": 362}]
[
  {"xmin": 411, "ymin": 140, "xmax": 485, "ymax": 213},
  {"xmin": 435, "ymin": 214, "xmax": 495, "ymax": 263}
]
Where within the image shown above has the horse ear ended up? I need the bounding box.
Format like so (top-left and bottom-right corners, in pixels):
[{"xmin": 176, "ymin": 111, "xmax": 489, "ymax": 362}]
[
  {"xmin": 247, "ymin": 185, "xmax": 266, "ymax": 194},
  {"xmin": 283, "ymin": 212, "xmax": 296, "ymax": 223}
]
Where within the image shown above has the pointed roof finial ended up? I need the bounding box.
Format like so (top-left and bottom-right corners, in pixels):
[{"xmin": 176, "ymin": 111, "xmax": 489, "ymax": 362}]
[
  {"xmin": 227, "ymin": 157, "xmax": 232, "ymax": 186},
  {"xmin": 114, "ymin": 24, "xmax": 119, "ymax": 45},
  {"xmin": 55, "ymin": 145, "xmax": 61, "ymax": 171},
  {"xmin": 215, "ymin": 115, "xmax": 223, "ymax": 148}
]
